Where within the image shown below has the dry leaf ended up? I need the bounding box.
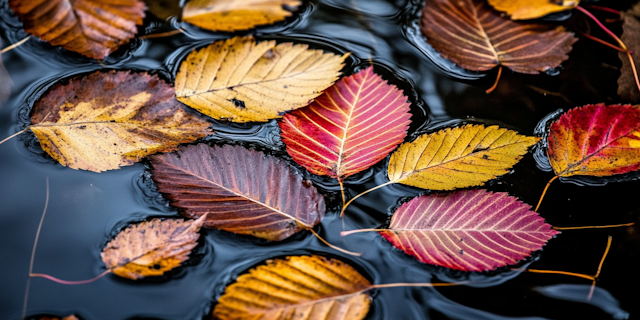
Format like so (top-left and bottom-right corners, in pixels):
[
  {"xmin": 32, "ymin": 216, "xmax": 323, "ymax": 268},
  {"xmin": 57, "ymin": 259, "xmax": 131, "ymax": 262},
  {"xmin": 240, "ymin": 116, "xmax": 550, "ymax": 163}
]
[
  {"xmin": 183, "ymin": 0, "xmax": 302, "ymax": 32},
  {"xmin": 488, "ymin": 0, "xmax": 579, "ymax": 20},
  {"xmin": 101, "ymin": 216, "xmax": 205, "ymax": 280},
  {"xmin": 8, "ymin": 0, "xmax": 145, "ymax": 59},
  {"xmin": 30, "ymin": 71, "xmax": 213, "ymax": 172},
  {"xmin": 175, "ymin": 36, "xmax": 348, "ymax": 122},
  {"xmin": 618, "ymin": 6, "xmax": 640, "ymax": 103},
  {"xmin": 388, "ymin": 124, "xmax": 539, "ymax": 190},
  {"xmin": 213, "ymin": 255, "xmax": 371, "ymax": 320},
  {"xmin": 150, "ymin": 144, "xmax": 325, "ymax": 241}
]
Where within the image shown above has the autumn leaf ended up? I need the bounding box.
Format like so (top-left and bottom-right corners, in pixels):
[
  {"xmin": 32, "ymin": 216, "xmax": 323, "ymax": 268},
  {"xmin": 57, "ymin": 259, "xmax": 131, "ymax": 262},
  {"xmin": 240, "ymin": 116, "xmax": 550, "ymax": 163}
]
[
  {"xmin": 488, "ymin": 0, "xmax": 579, "ymax": 20},
  {"xmin": 101, "ymin": 216, "xmax": 205, "ymax": 280},
  {"xmin": 279, "ymin": 66, "xmax": 411, "ymax": 181},
  {"xmin": 213, "ymin": 255, "xmax": 372, "ymax": 320},
  {"xmin": 29, "ymin": 71, "xmax": 213, "ymax": 172},
  {"xmin": 183, "ymin": 0, "xmax": 302, "ymax": 32},
  {"xmin": 8, "ymin": 0, "xmax": 145, "ymax": 59},
  {"xmin": 150, "ymin": 144, "xmax": 325, "ymax": 241},
  {"xmin": 618, "ymin": 5, "xmax": 640, "ymax": 103},
  {"xmin": 175, "ymin": 36, "xmax": 348, "ymax": 122}
]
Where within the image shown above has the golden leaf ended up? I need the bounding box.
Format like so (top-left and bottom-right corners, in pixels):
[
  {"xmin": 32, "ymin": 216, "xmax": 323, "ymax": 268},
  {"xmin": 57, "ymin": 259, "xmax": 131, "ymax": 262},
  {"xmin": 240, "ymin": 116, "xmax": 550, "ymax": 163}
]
[
  {"xmin": 213, "ymin": 255, "xmax": 371, "ymax": 320},
  {"xmin": 388, "ymin": 124, "xmax": 539, "ymax": 190},
  {"xmin": 101, "ymin": 216, "xmax": 205, "ymax": 280},
  {"xmin": 30, "ymin": 71, "xmax": 213, "ymax": 172},
  {"xmin": 175, "ymin": 36, "xmax": 348, "ymax": 123},
  {"xmin": 488, "ymin": 0, "xmax": 579, "ymax": 20},
  {"xmin": 183, "ymin": 0, "xmax": 301, "ymax": 32}
]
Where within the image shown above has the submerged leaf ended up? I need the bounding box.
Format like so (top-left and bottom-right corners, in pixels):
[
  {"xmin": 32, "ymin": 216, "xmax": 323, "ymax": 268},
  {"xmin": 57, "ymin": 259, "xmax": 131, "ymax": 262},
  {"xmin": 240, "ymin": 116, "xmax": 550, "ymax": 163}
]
[
  {"xmin": 183, "ymin": 0, "xmax": 302, "ymax": 32},
  {"xmin": 101, "ymin": 216, "xmax": 205, "ymax": 280},
  {"xmin": 279, "ymin": 66, "xmax": 411, "ymax": 180},
  {"xmin": 420, "ymin": 0, "xmax": 576, "ymax": 74},
  {"xmin": 388, "ymin": 124, "xmax": 539, "ymax": 190},
  {"xmin": 214, "ymin": 255, "xmax": 371, "ymax": 320},
  {"xmin": 488, "ymin": 0, "xmax": 578, "ymax": 20},
  {"xmin": 547, "ymin": 104, "xmax": 640, "ymax": 177},
  {"xmin": 8, "ymin": 0, "xmax": 145, "ymax": 59},
  {"xmin": 380, "ymin": 189, "xmax": 558, "ymax": 272},
  {"xmin": 175, "ymin": 36, "xmax": 348, "ymax": 122},
  {"xmin": 30, "ymin": 71, "xmax": 213, "ymax": 172},
  {"xmin": 150, "ymin": 144, "xmax": 325, "ymax": 241}
]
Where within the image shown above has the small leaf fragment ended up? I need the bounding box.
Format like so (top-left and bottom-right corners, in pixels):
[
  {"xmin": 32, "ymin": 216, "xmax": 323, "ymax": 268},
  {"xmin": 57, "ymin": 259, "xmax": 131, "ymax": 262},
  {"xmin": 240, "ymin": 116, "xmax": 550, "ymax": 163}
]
[
  {"xmin": 618, "ymin": 6, "xmax": 640, "ymax": 103},
  {"xmin": 488, "ymin": 0, "xmax": 579, "ymax": 20}
]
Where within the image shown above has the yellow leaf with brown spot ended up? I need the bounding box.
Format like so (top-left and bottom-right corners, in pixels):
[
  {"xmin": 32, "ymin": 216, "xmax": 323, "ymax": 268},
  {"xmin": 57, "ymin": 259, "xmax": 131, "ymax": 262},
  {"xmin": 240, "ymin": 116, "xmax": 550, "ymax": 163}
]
[
  {"xmin": 175, "ymin": 36, "xmax": 348, "ymax": 123},
  {"xmin": 183, "ymin": 0, "xmax": 301, "ymax": 32},
  {"xmin": 101, "ymin": 216, "xmax": 205, "ymax": 280},
  {"xmin": 213, "ymin": 255, "xmax": 372, "ymax": 320},
  {"xmin": 388, "ymin": 124, "xmax": 539, "ymax": 190},
  {"xmin": 488, "ymin": 0, "xmax": 579, "ymax": 20},
  {"xmin": 30, "ymin": 71, "xmax": 213, "ymax": 172}
]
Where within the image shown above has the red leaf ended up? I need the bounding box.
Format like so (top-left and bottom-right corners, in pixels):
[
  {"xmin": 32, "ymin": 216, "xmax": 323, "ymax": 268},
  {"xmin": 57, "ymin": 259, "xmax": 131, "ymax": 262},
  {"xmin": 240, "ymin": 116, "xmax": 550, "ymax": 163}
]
[
  {"xmin": 279, "ymin": 66, "xmax": 411, "ymax": 180},
  {"xmin": 380, "ymin": 189, "xmax": 558, "ymax": 272}
]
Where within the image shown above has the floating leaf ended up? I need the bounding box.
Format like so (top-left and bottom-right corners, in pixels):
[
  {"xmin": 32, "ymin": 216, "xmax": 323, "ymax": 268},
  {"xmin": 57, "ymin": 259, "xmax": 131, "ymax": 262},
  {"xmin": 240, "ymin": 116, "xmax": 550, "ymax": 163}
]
[
  {"xmin": 101, "ymin": 216, "xmax": 205, "ymax": 280},
  {"xmin": 213, "ymin": 255, "xmax": 371, "ymax": 320},
  {"xmin": 29, "ymin": 71, "xmax": 212, "ymax": 172},
  {"xmin": 8, "ymin": 0, "xmax": 145, "ymax": 59},
  {"xmin": 279, "ymin": 66, "xmax": 411, "ymax": 181},
  {"xmin": 388, "ymin": 124, "xmax": 539, "ymax": 190},
  {"xmin": 378, "ymin": 190, "xmax": 558, "ymax": 272},
  {"xmin": 175, "ymin": 36, "xmax": 348, "ymax": 122},
  {"xmin": 420, "ymin": 0, "xmax": 576, "ymax": 74},
  {"xmin": 183, "ymin": 0, "xmax": 302, "ymax": 32},
  {"xmin": 487, "ymin": 0, "xmax": 579, "ymax": 20},
  {"xmin": 618, "ymin": 6, "xmax": 640, "ymax": 103},
  {"xmin": 150, "ymin": 144, "xmax": 325, "ymax": 241}
]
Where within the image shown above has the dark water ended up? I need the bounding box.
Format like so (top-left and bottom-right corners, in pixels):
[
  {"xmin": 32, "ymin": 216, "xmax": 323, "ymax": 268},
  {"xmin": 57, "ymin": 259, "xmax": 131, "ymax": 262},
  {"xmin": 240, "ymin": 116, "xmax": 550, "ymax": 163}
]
[{"xmin": 1, "ymin": 0, "xmax": 640, "ymax": 319}]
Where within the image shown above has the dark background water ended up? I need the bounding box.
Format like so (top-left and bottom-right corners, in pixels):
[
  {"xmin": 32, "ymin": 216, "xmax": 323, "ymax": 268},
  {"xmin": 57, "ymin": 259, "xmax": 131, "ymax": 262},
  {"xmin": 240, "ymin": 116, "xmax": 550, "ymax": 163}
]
[{"xmin": 1, "ymin": 0, "xmax": 639, "ymax": 319}]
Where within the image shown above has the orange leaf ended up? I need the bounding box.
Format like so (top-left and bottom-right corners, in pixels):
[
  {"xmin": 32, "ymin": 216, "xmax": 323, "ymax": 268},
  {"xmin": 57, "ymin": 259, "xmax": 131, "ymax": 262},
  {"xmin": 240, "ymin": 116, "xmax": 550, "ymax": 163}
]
[{"xmin": 488, "ymin": 0, "xmax": 579, "ymax": 20}]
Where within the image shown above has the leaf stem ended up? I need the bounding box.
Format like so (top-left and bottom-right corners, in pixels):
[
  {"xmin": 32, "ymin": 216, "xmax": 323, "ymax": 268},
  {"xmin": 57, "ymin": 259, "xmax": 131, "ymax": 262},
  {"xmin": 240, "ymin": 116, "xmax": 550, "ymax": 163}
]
[
  {"xmin": 512, "ymin": 268, "xmax": 595, "ymax": 280},
  {"xmin": 369, "ymin": 281, "xmax": 467, "ymax": 289},
  {"xmin": 0, "ymin": 128, "xmax": 28, "ymax": 146},
  {"xmin": 340, "ymin": 181, "xmax": 394, "ymax": 217},
  {"xmin": 553, "ymin": 222, "xmax": 634, "ymax": 230},
  {"xmin": 139, "ymin": 29, "xmax": 184, "ymax": 39},
  {"xmin": 1, "ymin": 36, "xmax": 31, "ymax": 54},
  {"xmin": 309, "ymin": 228, "xmax": 362, "ymax": 256},
  {"xmin": 339, "ymin": 179, "xmax": 347, "ymax": 212},
  {"xmin": 485, "ymin": 65, "xmax": 502, "ymax": 94},
  {"xmin": 535, "ymin": 175, "xmax": 558, "ymax": 212},
  {"xmin": 584, "ymin": 5, "xmax": 621, "ymax": 16},
  {"xmin": 341, "ymin": 228, "xmax": 387, "ymax": 236},
  {"xmin": 30, "ymin": 269, "xmax": 111, "ymax": 285},
  {"xmin": 578, "ymin": 31, "xmax": 628, "ymax": 53}
]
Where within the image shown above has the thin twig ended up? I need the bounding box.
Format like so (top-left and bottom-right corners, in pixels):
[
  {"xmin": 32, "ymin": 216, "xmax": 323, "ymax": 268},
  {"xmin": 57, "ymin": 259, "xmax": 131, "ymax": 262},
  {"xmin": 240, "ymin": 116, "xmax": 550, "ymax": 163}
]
[
  {"xmin": 309, "ymin": 229, "xmax": 362, "ymax": 256},
  {"xmin": 340, "ymin": 181, "xmax": 393, "ymax": 217},
  {"xmin": 139, "ymin": 29, "xmax": 185, "ymax": 39},
  {"xmin": 370, "ymin": 281, "xmax": 468, "ymax": 289},
  {"xmin": 554, "ymin": 222, "xmax": 634, "ymax": 230},
  {"xmin": 1, "ymin": 36, "xmax": 31, "ymax": 54},
  {"xmin": 535, "ymin": 175, "xmax": 558, "ymax": 212},
  {"xmin": 30, "ymin": 270, "xmax": 111, "ymax": 285},
  {"xmin": 0, "ymin": 128, "xmax": 28, "ymax": 146},
  {"xmin": 341, "ymin": 228, "xmax": 386, "ymax": 236},
  {"xmin": 485, "ymin": 66, "xmax": 502, "ymax": 94},
  {"xmin": 578, "ymin": 31, "xmax": 628, "ymax": 53}
]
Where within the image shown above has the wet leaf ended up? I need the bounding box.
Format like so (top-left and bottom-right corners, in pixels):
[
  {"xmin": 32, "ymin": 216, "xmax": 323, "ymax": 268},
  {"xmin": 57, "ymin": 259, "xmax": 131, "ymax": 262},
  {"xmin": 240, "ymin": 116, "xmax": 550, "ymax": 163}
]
[
  {"xmin": 183, "ymin": 0, "xmax": 302, "ymax": 32},
  {"xmin": 30, "ymin": 71, "xmax": 213, "ymax": 172},
  {"xmin": 101, "ymin": 216, "xmax": 205, "ymax": 280},
  {"xmin": 279, "ymin": 66, "xmax": 411, "ymax": 180},
  {"xmin": 0, "ymin": 40, "xmax": 11, "ymax": 106},
  {"xmin": 547, "ymin": 104, "xmax": 640, "ymax": 178},
  {"xmin": 488, "ymin": 0, "xmax": 579, "ymax": 20},
  {"xmin": 213, "ymin": 255, "xmax": 371, "ymax": 320},
  {"xmin": 150, "ymin": 144, "xmax": 325, "ymax": 241},
  {"xmin": 146, "ymin": 0, "xmax": 181, "ymax": 20},
  {"xmin": 380, "ymin": 189, "xmax": 558, "ymax": 272},
  {"xmin": 175, "ymin": 36, "xmax": 348, "ymax": 123},
  {"xmin": 618, "ymin": 6, "xmax": 640, "ymax": 103},
  {"xmin": 420, "ymin": 0, "xmax": 577, "ymax": 74},
  {"xmin": 388, "ymin": 124, "xmax": 539, "ymax": 190},
  {"xmin": 8, "ymin": 0, "xmax": 145, "ymax": 59}
]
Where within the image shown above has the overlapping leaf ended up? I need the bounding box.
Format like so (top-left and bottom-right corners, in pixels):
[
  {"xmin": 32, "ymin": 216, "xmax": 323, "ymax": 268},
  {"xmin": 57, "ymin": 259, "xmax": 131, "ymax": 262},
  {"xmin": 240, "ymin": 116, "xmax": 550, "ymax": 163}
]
[
  {"xmin": 8, "ymin": 0, "xmax": 145, "ymax": 59},
  {"xmin": 175, "ymin": 36, "xmax": 348, "ymax": 122},
  {"xmin": 379, "ymin": 190, "xmax": 558, "ymax": 272},
  {"xmin": 150, "ymin": 144, "xmax": 325, "ymax": 241},
  {"xmin": 420, "ymin": 0, "xmax": 577, "ymax": 74},
  {"xmin": 388, "ymin": 124, "xmax": 539, "ymax": 190},
  {"xmin": 183, "ymin": 0, "xmax": 302, "ymax": 32},
  {"xmin": 279, "ymin": 66, "xmax": 411, "ymax": 180},
  {"xmin": 101, "ymin": 216, "xmax": 205, "ymax": 280},
  {"xmin": 29, "ymin": 71, "xmax": 212, "ymax": 172},
  {"xmin": 213, "ymin": 255, "xmax": 371, "ymax": 320},
  {"xmin": 488, "ymin": 0, "xmax": 579, "ymax": 20},
  {"xmin": 547, "ymin": 104, "xmax": 640, "ymax": 177}
]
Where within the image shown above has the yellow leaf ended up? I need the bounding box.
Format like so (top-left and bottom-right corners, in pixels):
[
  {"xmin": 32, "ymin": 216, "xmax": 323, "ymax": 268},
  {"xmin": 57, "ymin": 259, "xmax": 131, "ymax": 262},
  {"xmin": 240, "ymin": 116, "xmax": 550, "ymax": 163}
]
[
  {"xmin": 175, "ymin": 36, "xmax": 348, "ymax": 123},
  {"xmin": 101, "ymin": 216, "xmax": 205, "ymax": 280},
  {"xmin": 388, "ymin": 124, "xmax": 539, "ymax": 190},
  {"xmin": 213, "ymin": 255, "xmax": 372, "ymax": 320},
  {"xmin": 183, "ymin": 0, "xmax": 301, "ymax": 32},
  {"xmin": 488, "ymin": 0, "xmax": 579, "ymax": 20},
  {"xmin": 29, "ymin": 71, "xmax": 212, "ymax": 172}
]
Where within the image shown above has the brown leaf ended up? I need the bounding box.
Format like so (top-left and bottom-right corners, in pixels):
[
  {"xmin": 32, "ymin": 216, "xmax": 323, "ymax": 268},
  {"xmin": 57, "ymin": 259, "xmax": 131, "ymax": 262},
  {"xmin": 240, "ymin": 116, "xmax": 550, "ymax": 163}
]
[
  {"xmin": 618, "ymin": 8, "xmax": 640, "ymax": 103},
  {"xmin": 420, "ymin": 0, "xmax": 577, "ymax": 74},
  {"xmin": 101, "ymin": 216, "xmax": 205, "ymax": 280},
  {"xmin": 213, "ymin": 255, "xmax": 371, "ymax": 320},
  {"xmin": 8, "ymin": 0, "xmax": 146, "ymax": 59},
  {"xmin": 30, "ymin": 71, "xmax": 213, "ymax": 172},
  {"xmin": 0, "ymin": 40, "xmax": 12, "ymax": 106},
  {"xmin": 150, "ymin": 144, "xmax": 325, "ymax": 241}
]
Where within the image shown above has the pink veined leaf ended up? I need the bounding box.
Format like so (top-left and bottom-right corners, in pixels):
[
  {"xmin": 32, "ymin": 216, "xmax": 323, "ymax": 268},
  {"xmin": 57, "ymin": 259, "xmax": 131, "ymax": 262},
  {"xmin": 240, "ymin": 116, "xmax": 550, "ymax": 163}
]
[
  {"xmin": 380, "ymin": 189, "xmax": 558, "ymax": 272},
  {"xmin": 279, "ymin": 66, "xmax": 411, "ymax": 180}
]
